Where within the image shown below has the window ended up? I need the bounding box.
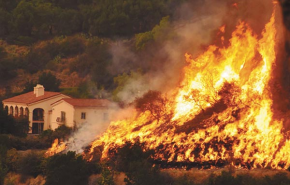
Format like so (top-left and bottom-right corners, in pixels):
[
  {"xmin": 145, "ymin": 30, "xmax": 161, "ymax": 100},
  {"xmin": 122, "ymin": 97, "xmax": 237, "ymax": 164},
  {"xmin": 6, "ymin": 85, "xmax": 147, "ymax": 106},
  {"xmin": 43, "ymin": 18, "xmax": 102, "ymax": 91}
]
[
  {"xmin": 61, "ymin": 111, "xmax": 66, "ymax": 122},
  {"xmin": 81, "ymin": 112, "xmax": 86, "ymax": 119}
]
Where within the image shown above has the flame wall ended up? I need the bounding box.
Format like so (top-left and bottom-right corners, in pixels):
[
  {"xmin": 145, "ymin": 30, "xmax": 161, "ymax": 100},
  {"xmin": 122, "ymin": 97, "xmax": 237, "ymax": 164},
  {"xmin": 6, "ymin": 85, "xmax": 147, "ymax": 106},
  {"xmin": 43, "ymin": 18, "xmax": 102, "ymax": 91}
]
[{"xmin": 87, "ymin": 2, "xmax": 290, "ymax": 170}]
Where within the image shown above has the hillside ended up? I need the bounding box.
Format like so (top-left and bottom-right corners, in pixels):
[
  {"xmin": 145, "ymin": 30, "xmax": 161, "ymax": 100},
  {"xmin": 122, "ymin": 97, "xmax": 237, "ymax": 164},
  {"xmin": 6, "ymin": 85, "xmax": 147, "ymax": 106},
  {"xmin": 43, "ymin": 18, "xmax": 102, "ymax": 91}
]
[{"xmin": 0, "ymin": 0, "xmax": 188, "ymax": 100}]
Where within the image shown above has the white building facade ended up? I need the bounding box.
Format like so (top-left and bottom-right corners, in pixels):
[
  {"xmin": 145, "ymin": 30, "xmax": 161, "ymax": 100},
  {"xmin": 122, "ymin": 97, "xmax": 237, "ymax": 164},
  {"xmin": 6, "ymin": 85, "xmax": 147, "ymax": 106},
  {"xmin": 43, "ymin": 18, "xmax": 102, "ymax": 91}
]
[
  {"xmin": 2, "ymin": 85, "xmax": 111, "ymax": 134},
  {"xmin": 50, "ymin": 99, "xmax": 110, "ymax": 130}
]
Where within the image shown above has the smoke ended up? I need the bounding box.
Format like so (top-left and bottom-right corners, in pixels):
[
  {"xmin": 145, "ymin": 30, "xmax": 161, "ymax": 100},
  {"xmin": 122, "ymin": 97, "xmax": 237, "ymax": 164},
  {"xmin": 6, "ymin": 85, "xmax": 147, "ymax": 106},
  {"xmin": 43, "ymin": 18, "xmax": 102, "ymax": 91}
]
[
  {"xmin": 108, "ymin": 41, "xmax": 139, "ymax": 75},
  {"xmin": 65, "ymin": 122, "xmax": 107, "ymax": 153},
  {"xmin": 64, "ymin": 103, "xmax": 119, "ymax": 153},
  {"xmin": 109, "ymin": 0, "xmax": 282, "ymax": 104},
  {"xmin": 60, "ymin": 0, "xmax": 283, "ymax": 154},
  {"xmin": 109, "ymin": 0, "xmax": 231, "ymax": 104}
]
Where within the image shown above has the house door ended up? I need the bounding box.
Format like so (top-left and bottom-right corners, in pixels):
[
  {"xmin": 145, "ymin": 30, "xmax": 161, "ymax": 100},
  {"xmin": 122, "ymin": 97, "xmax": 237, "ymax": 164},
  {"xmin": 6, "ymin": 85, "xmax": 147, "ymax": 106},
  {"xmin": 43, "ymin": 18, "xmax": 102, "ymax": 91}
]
[{"xmin": 32, "ymin": 122, "xmax": 44, "ymax": 134}]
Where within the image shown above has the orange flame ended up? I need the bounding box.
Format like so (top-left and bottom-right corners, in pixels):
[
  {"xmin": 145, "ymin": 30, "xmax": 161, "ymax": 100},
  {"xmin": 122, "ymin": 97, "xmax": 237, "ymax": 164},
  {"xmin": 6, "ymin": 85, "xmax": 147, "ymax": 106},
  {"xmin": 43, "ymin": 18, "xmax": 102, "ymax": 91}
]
[
  {"xmin": 45, "ymin": 139, "xmax": 66, "ymax": 157},
  {"xmin": 48, "ymin": 7, "xmax": 289, "ymax": 169}
]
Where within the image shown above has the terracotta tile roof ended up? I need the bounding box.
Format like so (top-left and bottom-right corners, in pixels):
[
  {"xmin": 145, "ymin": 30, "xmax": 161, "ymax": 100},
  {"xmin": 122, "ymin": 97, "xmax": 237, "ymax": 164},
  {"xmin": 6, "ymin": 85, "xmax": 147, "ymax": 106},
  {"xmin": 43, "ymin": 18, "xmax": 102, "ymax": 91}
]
[
  {"xmin": 3, "ymin": 91, "xmax": 62, "ymax": 104},
  {"xmin": 60, "ymin": 98, "xmax": 110, "ymax": 107}
]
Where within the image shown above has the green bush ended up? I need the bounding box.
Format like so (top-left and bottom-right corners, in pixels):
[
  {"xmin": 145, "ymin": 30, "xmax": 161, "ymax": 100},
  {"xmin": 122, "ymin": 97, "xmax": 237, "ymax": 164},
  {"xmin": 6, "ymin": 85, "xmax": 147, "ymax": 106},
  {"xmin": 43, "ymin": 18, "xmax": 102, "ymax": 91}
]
[
  {"xmin": 0, "ymin": 105, "xmax": 29, "ymax": 137},
  {"xmin": 17, "ymin": 151, "xmax": 45, "ymax": 177},
  {"xmin": 38, "ymin": 129, "xmax": 54, "ymax": 144},
  {"xmin": 0, "ymin": 134, "xmax": 49, "ymax": 150},
  {"xmin": 44, "ymin": 151, "xmax": 91, "ymax": 185},
  {"xmin": 13, "ymin": 116, "xmax": 29, "ymax": 137},
  {"xmin": 0, "ymin": 135, "xmax": 11, "ymax": 148},
  {"xmin": 97, "ymin": 164, "xmax": 115, "ymax": 185},
  {"xmin": 5, "ymin": 148, "xmax": 18, "ymax": 172},
  {"xmin": 109, "ymin": 141, "xmax": 167, "ymax": 185},
  {"xmin": 58, "ymin": 36, "xmax": 85, "ymax": 57},
  {"xmin": 51, "ymin": 124, "xmax": 72, "ymax": 141},
  {"xmin": 38, "ymin": 125, "xmax": 73, "ymax": 148}
]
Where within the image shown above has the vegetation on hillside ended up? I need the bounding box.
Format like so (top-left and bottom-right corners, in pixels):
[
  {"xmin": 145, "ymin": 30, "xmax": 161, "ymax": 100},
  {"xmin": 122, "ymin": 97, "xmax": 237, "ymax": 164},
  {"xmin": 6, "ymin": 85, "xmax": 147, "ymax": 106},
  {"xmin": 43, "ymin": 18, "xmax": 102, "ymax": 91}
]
[
  {"xmin": 2, "ymin": 139, "xmax": 290, "ymax": 185},
  {"xmin": 0, "ymin": 0, "xmax": 193, "ymax": 101},
  {"xmin": 1, "ymin": 0, "xmax": 290, "ymax": 184}
]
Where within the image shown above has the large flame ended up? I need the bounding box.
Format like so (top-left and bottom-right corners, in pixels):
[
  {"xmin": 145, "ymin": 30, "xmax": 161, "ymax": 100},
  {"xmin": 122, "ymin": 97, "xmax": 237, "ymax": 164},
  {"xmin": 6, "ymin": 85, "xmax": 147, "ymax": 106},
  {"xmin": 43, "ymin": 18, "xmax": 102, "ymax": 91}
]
[{"xmin": 48, "ymin": 7, "xmax": 290, "ymax": 169}]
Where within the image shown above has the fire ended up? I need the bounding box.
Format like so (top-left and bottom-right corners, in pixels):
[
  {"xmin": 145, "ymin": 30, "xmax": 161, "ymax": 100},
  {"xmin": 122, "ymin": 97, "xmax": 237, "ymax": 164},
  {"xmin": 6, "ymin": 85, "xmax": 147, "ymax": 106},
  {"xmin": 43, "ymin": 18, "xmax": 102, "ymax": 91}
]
[
  {"xmin": 47, "ymin": 6, "xmax": 290, "ymax": 170},
  {"xmin": 45, "ymin": 139, "xmax": 66, "ymax": 157}
]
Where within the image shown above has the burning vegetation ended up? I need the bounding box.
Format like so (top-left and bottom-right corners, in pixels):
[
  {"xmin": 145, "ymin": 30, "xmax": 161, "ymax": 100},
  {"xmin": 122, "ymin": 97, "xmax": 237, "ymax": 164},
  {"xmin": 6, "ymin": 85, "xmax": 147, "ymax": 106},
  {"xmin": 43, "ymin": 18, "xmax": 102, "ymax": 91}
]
[{"xmin": 47, "ymin": 2, "xmax": 290, "ymax": 170}]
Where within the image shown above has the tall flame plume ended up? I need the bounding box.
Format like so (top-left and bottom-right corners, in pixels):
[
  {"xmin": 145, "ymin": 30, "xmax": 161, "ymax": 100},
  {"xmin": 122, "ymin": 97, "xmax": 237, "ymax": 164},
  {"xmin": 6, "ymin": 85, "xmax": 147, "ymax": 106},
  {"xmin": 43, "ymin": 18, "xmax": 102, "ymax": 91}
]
[{"xmin": 48, "ymin": 5, "xmax": 290, "ymax": 169}]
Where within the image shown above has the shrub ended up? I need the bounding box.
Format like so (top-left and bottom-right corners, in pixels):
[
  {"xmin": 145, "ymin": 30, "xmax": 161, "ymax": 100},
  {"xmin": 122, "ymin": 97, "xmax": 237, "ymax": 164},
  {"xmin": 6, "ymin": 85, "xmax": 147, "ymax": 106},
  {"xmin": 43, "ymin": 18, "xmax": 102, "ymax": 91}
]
[
  {"xmin": 38, "ymin": 129, "xmax": 54, "ymax": 144},
  {"xmin": 97, "ymin": 164, "xmax": 115, "ymax": 185},
  {"xmin": 109, "ymin": 140, "xmax": 166, "ymax": 185},
  {"xmin": 44, "ymin": 151, "xmax": 91, "ymax": 185},
  {"xmin": 51, "ymin": 124, "xmax": 72, "ymax": 141},
  {"xmin": 12, "ymin": 116, "xmax": 29, "ymax": 137},
  {"xmin": 58, "ymin": 36, "xmax": 85, "ymax": 57},
  {"xmin": 0, "ymin": 145, "xmax": 7, "ymax": 185},
  {"xmin": 6, "ymin": 148, "xmax": 18, "ymax": 172},
  {"xmin": 0, "ymin": 105, "xmax": 29, "ymax": 137},
  {"xmin": 17, "ymin": 151, "xmax": 45, "ymax": 177}
]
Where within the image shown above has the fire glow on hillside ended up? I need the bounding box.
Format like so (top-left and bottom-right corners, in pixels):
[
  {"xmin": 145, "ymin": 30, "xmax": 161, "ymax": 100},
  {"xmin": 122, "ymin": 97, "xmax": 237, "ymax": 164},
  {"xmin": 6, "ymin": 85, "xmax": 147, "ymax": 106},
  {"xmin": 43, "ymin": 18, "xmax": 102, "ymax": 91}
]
[{"xmin": 47, "ymin": 3, "xmax": 290, "ymax": 170}]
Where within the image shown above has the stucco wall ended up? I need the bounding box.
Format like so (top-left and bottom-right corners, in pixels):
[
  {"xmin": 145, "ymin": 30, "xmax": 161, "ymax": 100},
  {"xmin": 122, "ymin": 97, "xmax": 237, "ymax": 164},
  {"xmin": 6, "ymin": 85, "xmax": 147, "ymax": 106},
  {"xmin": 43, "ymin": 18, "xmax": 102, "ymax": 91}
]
[
  {"xmin": 29, "ymin": 95, "xmax": 70, "ymax": 132},
  {"xmin": 51, "ymin": 101, "xmax": 75, "ymax": 130},
  {"xmin": 51, "ymin": 101, "xmax": 111, "ymax": 130},
  {"xmin": 74, "ymin": 107, "xmax": 110, "ymax": 127}
]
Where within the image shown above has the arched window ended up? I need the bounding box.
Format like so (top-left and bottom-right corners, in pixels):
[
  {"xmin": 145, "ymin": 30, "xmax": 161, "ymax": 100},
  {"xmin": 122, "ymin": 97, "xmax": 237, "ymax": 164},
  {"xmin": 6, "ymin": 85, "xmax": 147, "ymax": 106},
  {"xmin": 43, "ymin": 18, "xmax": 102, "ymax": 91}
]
[
  {"xmin": 4, "ymin": 106, "xmax": 8, "ymax": 114},
  {"xmin": 15, "ymin": 106, "xmax": 18, "ymax": 117},
  {"xmin": 33, "ymin": 108, "xmax": 44, "ymax": 121},
  {"xmin": 20, "ymin": 107, "xmax": 24, "ymax": 116},
  {"xmin": 25, "ymin": 108, "xmax": 29, "ymax": 116},
  {"xmin": 9, "ymin": 106, "xmax": 13, "ymax": 115}
]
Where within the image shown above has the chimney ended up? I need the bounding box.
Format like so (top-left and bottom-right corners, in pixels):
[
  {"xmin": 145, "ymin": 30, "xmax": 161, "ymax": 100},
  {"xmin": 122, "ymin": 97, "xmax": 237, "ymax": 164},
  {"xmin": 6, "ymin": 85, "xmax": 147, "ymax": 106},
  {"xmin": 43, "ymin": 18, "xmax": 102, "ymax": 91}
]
[{"xmin": 34, "ymin": 84, "xmax": 45, "ymax": 97}]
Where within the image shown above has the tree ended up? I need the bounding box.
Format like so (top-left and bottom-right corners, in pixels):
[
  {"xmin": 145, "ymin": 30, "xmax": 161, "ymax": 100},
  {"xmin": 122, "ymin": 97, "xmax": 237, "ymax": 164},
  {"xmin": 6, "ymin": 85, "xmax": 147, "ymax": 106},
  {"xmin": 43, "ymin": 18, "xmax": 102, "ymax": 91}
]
[
  {"xmin": 54, "ymin": 9, "xmax": 82, "ymax": 35},
  {"xmin": 135, "ymin": 90, "xmax": 168, "ymax": 121},
  {"xmin": 38, "ymin": 71, "xmax": 61, "ymax": 92},
  {"xmin": 0, "ymin": 8, "xmax": 11, "ymax": 36},
  {"xmin": 22, "ymin": 72, "xmax": 61, "ymax": 93},
  {"xmin": 33, "ymin": 2, "xmax": 58, "ymax": 36},
  {"xmin": 0, "ymin": 0, "xmax": 19, "ymax": 12},
  {"xmin": 0, "ymin": 46, "xmax": 17, "ymax": 82},
  {"xmin": 13, "ymin": 0, "xmax": 36, "ymax": 36},
  {"xmin": 0, "ymin": 106, "xmax": 15, "ymax": 134},
  {"xmin": 44, "ymin": 151, "xmax": 90, "ymax": 185},
  {"xmin": 135, "ymin": 16, "xmax": 174, "ymax": 51},
  {"xmin": 135, "ymin": 31, "xmax": 153, "ymax": 51},
  {"xmin": 22, "ymin": 80, "xmax": 37, "ymax": 93},
  {"xmin": 0, "ymin": 104, "xmax": 29, "ymax": 137},
  {"xmin": 112, "ymin": 70, "xmax": 143, "ymax": 102}
]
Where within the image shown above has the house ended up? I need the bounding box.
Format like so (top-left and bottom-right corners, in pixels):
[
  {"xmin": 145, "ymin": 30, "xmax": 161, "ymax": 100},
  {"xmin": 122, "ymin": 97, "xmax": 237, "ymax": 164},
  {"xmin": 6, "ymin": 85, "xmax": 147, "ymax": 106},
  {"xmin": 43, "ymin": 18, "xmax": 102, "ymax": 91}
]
[
  {"xmin": 2, "ymin": 84, "xmax": 111, "ymax": 134},
  {"xmin": 50, "ymin": 98, "xmax": 110, "ymax": 130}
]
